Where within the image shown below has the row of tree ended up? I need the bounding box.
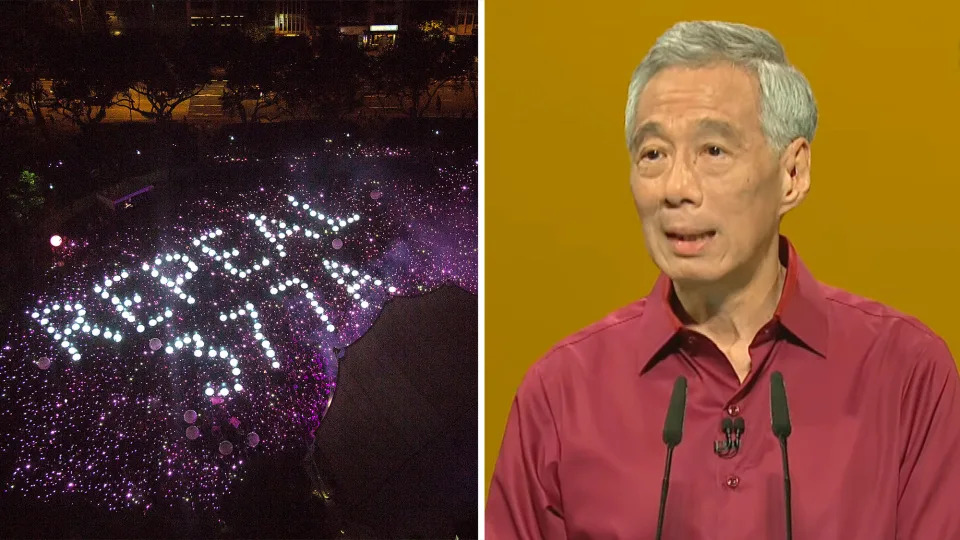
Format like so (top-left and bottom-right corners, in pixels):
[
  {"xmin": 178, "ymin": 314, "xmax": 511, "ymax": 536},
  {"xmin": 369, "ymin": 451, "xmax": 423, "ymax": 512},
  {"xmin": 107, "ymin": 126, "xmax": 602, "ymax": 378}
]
[{"xmin": 0, "ymin": 23, "xmax": 478, "ymax": 137}]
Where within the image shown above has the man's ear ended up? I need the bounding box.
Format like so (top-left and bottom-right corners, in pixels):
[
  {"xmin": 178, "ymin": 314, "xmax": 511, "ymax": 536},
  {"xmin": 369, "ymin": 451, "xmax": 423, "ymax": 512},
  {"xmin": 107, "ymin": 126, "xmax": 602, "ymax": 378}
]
[{"xmin": 778, "ymin": 137, "xmax": 811, "ymax": 217}]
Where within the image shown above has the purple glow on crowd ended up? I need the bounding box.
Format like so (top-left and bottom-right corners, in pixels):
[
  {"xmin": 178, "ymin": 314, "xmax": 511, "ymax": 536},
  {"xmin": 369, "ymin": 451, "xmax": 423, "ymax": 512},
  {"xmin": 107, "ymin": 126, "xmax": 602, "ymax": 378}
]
[{"xmin": 0, "ymin": 141, "xmax": 477, "ymax": 519}]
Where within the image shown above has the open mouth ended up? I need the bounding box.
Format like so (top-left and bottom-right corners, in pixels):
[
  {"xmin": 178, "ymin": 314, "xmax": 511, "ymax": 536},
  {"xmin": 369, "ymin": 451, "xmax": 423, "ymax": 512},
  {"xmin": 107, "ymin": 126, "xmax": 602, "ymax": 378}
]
[{"xmin": 665, "ymin": 231, "xmax": 716, "ymax": 241}]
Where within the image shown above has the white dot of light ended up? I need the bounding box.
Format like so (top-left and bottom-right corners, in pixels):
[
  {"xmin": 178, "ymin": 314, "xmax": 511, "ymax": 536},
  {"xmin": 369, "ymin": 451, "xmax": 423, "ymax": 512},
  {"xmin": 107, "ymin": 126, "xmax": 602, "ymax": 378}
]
[
  {"xmin": 194, "ymin": 350, "xmax": 202, "ymax": 358},
  {"xmin": 234, "ymin": 384, "xmax": 243, "ymax": 392},
  {"xmin": 205, "ymin": 388, "xmax": 215, "ymax": 396},
  {"xmin": 137, "ymin": 325, "xmax": 145, "ymax": 333},
  {"xmin": 389, "ymin": 286, "xmax": 397, "ymax": 293},
  {"xmin": 165, "ymin": 346, "xmax": 173, "ymax": 354},
  {"xmin": 218, "ymin": 388, "xmax": 229, "ymax": 397},
  {"xmin": 229, "ymin": 359, "xmax": 239, "ymax": 367},
  {"xmin": 326, "ymin": 324, "xmax": 335, "ymax": 332},
  {"xmin": 50, "ymin": 235, "xmax": 63, "ymax": 247},
  {"xmin": 271, "ymin": 361, "xmax": 280, "ymax": 369},
  {"xmin": 266, "ymin": 350, "xmax": 275, "ymax": 358}
]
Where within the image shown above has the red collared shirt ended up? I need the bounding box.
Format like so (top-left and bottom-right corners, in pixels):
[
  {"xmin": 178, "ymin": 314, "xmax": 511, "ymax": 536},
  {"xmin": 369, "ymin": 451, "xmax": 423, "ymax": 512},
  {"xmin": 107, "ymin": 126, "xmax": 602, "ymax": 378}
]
[{"xmin": 487, "ymin": 237, "xmax": 960, "ymax": 540}]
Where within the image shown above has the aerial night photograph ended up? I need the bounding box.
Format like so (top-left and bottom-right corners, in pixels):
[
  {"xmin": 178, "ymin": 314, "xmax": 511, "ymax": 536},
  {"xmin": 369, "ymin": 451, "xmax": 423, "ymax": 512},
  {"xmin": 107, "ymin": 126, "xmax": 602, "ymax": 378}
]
[{"xmin": 0, "ymin": 1, "xmax": 479, "ymax": 538}]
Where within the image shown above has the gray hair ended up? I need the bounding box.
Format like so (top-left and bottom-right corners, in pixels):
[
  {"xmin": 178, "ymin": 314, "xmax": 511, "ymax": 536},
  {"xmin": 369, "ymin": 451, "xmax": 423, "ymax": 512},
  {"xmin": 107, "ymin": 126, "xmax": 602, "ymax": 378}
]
[{"xmin": 624, "ymin": 21, "xmax": 818, "ymax": 157}]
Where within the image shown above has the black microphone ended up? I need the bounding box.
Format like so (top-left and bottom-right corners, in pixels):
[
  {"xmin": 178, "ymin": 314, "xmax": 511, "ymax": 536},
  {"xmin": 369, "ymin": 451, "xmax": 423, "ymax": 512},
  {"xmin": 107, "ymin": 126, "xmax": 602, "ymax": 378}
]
[
  {"xmin": 732, "ymin": 416, "xmax": 745, "ymax": 449},
  {"xmin": 770, "ymin": 371, "xmax": 793, "ymax": 540},
  {"xmin": 713, "ymin": 417, "xmax": 734, "ymax": 456},
  {"xmin": 714, "ymin": 416, "xmax": 745, "ymax": 457},
  {"xmin": 656, "ymin": 376, "xmax": 687, "ymax": 540}
]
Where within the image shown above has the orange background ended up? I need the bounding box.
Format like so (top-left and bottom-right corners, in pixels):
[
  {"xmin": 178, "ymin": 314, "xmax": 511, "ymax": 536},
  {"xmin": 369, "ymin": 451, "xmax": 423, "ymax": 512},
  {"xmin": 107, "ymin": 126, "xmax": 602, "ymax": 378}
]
[{"xmin": 484, "ymin": 0, "xmax": 960, "ymax": 494}]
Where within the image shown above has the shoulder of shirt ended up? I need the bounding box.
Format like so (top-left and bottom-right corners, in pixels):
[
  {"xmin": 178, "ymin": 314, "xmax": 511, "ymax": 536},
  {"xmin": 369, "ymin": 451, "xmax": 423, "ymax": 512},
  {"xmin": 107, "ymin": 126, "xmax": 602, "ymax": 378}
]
[
  {"xmin": 820, "ymin": 282, "xmax": 954, "ymax": 366},
  {"xmin": 524, "ymin": 298, "xmax": 650, "ymax": 382}
]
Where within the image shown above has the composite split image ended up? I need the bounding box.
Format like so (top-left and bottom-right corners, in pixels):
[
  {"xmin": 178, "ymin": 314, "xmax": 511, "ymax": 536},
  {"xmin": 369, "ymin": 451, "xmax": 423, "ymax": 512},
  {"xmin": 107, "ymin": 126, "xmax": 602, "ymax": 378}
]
[{"xmin": 3, "ymin": 1, "xmax": 960, "ymax": 539}]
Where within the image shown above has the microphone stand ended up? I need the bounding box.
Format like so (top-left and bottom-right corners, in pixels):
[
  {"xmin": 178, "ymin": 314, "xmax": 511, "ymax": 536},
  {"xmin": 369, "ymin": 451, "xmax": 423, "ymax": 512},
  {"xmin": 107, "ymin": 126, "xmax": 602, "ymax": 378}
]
[{"xmin": 777, "ymin": 435, "xmax": 792, "ymax": 540}]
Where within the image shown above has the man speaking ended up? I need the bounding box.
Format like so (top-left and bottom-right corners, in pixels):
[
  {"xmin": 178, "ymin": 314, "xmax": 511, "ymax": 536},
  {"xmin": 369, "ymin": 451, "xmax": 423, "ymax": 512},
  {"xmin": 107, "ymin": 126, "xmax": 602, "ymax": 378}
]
[{"xmin": 486, "ymin": 20, "xmax": 960, "ymax": 539}]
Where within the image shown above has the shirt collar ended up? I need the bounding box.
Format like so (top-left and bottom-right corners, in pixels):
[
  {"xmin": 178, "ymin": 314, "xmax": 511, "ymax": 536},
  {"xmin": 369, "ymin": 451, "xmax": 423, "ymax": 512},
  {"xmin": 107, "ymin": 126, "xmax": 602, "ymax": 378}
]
[{"xmin": 636, "ymin": 235, "xmax": 829, "ymax": 374}]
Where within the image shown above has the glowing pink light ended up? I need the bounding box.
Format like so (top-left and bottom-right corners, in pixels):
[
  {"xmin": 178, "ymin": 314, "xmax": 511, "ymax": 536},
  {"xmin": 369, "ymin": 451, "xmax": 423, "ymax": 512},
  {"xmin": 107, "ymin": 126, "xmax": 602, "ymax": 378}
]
[{"xmin": 50, "ymin": 235, "xmax": 63, "ymax": 247}]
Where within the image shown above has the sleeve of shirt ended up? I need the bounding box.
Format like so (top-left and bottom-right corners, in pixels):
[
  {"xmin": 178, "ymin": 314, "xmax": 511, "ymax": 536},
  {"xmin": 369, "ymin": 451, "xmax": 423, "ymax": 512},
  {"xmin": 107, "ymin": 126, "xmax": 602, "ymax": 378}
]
[
  {"xmin": 896, "ymin": 335, "xmax": 960, "ymax": 539},
  {"xmin": 486, "ymin": 361, "xmax": 567, "ymax": 540}
]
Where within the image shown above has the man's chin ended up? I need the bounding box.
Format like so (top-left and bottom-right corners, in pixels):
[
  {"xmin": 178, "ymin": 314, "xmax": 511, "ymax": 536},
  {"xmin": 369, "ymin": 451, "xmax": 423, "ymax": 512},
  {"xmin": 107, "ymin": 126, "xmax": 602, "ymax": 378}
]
[{"xmin": 660, "ymin": 262, "xmax": 724, "ymax": 287}]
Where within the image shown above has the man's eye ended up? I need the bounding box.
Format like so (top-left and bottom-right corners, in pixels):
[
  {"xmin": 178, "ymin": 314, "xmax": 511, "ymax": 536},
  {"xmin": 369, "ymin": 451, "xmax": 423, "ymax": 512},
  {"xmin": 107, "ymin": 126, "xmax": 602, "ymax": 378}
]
[
  {"xmin": 641, "ymin": 149, "xmax": 662, "ymax": 161},
  {"xmin": 706, "ymin": 145, "xmax": 725, "ymax": 157}
]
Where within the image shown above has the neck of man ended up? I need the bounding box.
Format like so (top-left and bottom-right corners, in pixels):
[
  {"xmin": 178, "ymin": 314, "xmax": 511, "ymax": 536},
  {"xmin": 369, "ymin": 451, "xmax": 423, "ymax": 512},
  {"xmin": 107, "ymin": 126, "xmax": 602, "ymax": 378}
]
[{"xmin": 672, "ymin": 236, "xmax": 786, "ymax": 349}]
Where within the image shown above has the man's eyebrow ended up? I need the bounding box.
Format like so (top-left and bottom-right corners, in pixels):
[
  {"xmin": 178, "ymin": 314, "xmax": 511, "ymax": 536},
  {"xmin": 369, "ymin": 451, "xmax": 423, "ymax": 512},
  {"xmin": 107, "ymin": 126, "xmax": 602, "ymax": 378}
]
[
  {"xmin": 629, "ymin": 118, "xmax": 744, "ymax": 153},
  {"xmin": 629, "ymin": 121, "xmax": 665, "ymax": 153}
]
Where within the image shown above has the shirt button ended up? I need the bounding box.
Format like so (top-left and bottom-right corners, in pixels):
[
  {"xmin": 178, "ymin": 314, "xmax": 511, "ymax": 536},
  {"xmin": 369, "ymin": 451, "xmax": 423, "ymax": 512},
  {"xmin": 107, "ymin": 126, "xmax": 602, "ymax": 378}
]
[
  {"xmin": 725, "ymin": 475, "xmax": 740, "ymax": 489},
  {"xmin": 726, "ymin": 404, "xmax": 741, "ymax": 417}
]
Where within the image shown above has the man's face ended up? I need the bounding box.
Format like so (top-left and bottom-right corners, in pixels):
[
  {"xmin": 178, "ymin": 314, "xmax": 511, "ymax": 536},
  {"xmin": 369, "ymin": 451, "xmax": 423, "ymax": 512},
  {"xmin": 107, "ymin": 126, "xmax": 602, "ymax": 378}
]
[{"xmin": 629, "ymin": 63, "xmax": 808, "ymax": 287}]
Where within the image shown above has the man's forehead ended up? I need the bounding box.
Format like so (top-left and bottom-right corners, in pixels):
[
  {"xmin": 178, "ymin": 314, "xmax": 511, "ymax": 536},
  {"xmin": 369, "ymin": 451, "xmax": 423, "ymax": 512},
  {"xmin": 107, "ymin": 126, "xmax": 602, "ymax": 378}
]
[
  {"xmin": 639, "ymin": 64, "xmax": 759, "ymax": 108},
  {"xmin": 631, "ymin": 66, "xmax": 762, "ymax": 139}
]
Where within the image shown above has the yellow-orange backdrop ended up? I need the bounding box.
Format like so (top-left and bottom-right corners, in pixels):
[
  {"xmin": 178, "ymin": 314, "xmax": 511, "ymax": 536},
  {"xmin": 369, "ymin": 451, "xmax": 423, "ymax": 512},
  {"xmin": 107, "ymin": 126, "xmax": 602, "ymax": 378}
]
[{"xmin": 484, "ymin": 1, "xmax": 960, "ymax": 494}]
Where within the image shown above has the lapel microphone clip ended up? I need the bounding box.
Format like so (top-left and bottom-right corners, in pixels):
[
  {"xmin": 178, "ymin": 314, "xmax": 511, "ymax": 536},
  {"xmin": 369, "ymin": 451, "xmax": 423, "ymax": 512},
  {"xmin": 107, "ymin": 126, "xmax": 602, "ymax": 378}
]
[{"xmin": 714, "ymin": 416, "xmax": 745, "ymax": 458}]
